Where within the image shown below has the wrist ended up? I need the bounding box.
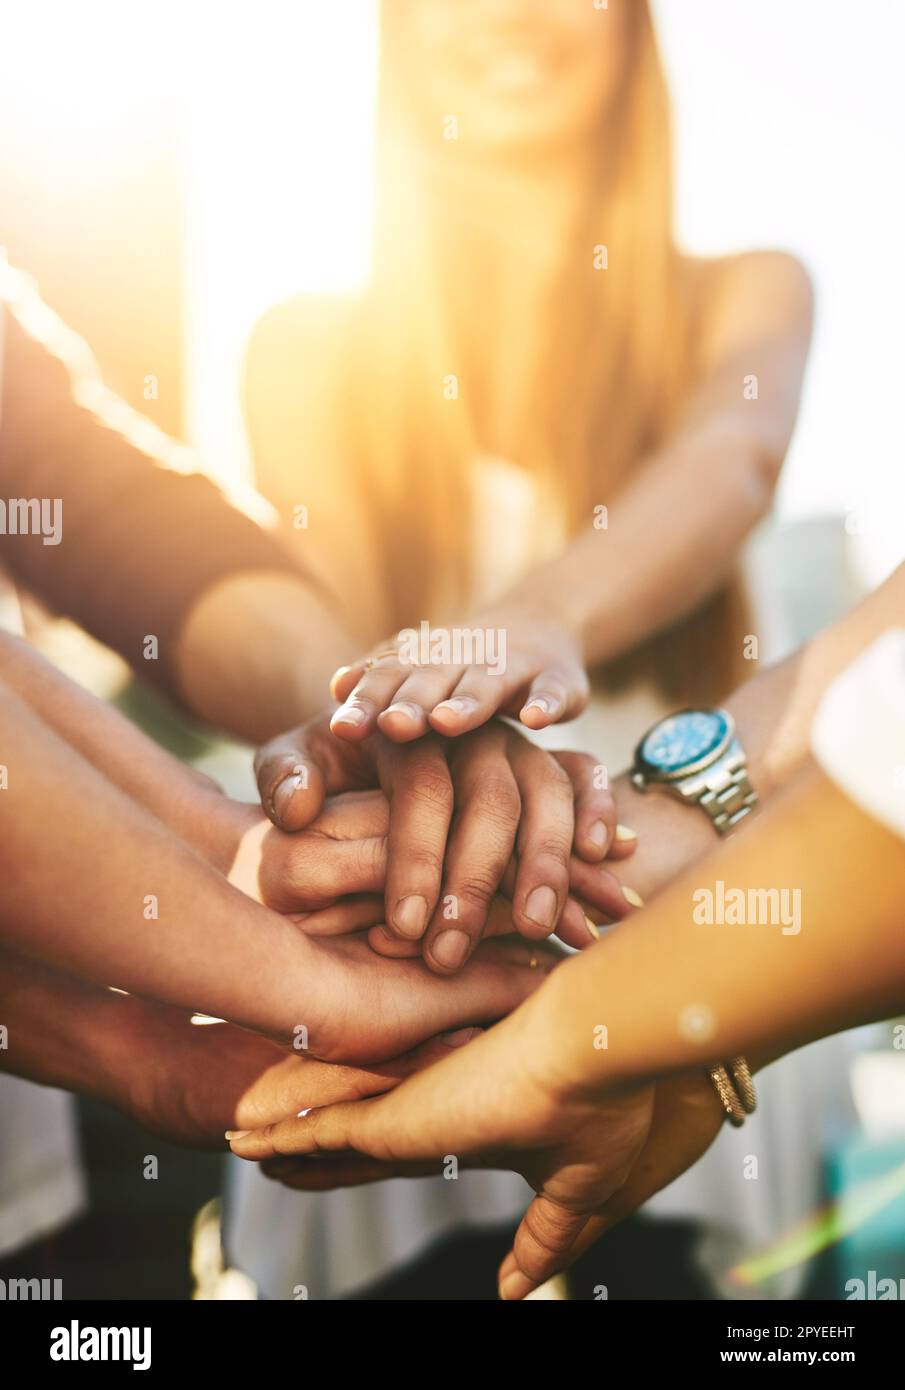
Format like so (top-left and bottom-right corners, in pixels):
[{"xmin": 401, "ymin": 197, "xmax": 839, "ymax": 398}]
[
  {"xmin": 175, "ymin": 782, "xmax": 261, "ymax": 877},
  {"xmin": 611, "ymin": 771, "xmax": 718, "ymax": 902},
  {"xmin": 72, "ymin": 987, "xmax": 159, "ymax": 1110},
  {"xmin": 522, "ymin": 950, "xmax": 636, "ymax": 1100},
  {"xmin": 479, "ymin": 583, "xmax": 582, "ymax": 642}
]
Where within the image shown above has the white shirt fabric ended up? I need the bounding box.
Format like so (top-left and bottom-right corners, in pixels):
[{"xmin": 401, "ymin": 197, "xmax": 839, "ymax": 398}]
[
  {"xmin": 0, "ymin": 1076, "xmax": 86, "ymax": 1259},
  {"xmin": 811, "ymin": 628, "xmax": 905, "ymax": 842}
]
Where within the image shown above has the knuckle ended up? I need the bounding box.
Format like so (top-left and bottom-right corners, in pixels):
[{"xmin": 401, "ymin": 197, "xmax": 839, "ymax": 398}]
[
  {"xmin": 518, "ymin": 1211, "xmax": 564, "ymax": 1274},
  {"xmin": 538, "ymin": 759, "xmax": 573, "ymax": 795},
  {"xmin": 524, "ymin": 833, "xmax": 571, "ymax": 866},
  {"xmin": 456, "ymin": 675, "xmax": 495, "ymax": 699},
  {"xmin": 452, "ymin": 871, "xmax": 503, "ymax": 908},
  {"xmin": 400, "ymin": 843, "xmax": 445, "ymax": 879},
  {"xmin": 590, "ymin": 789, "xmax": 616, "ymax": 817},
  {"xmin": 304, "ymin": 1111, "xmax": 329, "ymax": 1155},
  {"xmin": 353, "ymin": 836, "xmax": 386, "ymax": 883},
  {"xmin": 467, "ymin": 774, "xmax": 521, "ymax": 824},
  {"xmin": 407, "ymin": 766, "xmax": 455, "ymax": 815}
]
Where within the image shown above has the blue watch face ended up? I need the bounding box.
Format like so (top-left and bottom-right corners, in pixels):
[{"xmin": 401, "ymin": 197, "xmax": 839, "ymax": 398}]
[{"xmin": 640, "ymin": 709, "xmax": 729, "ymax": 774}]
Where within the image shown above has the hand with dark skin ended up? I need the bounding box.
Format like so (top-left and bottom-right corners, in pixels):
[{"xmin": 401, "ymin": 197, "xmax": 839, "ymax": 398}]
[
  {"xmin": 254, "ymin": 711, "xmax": 640, "ymax": 971},
  {"xmin": 0, "ymin": 945, "xmax": 482, "ymax": 1149},
  {"xmin": 0, "ymin": 672, "xmax": 568, "ymax": 1059},
  {"xmin": 0, "ymin": 634, "xmax": 640, "ymax": 973}
]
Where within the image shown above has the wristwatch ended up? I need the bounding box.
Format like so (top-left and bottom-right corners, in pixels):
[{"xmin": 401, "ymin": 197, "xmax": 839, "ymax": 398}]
[{"xmin": 631, "ymin": 707, "xmax": 757, "ymax": 836}]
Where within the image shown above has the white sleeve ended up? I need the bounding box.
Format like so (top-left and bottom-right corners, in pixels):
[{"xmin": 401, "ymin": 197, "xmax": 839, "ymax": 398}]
[{"xmin": 810, "ymin": 628, "xmax": 905, "ymax": 843}]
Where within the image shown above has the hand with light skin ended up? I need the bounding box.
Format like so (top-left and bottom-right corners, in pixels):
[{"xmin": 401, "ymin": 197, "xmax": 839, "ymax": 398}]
[
  {"xmin": 231, "ymin": 763, "xmax": 905, "ymax": 1297},
  {"xmin": 329, "ymin": 609, "xmax": 588, "ymax": 742},
  {"xmin": 232, "ymin": 564, "xmax": 905, "ymax": 1293},
  {"xmin": 229, "ymin": 971, "xmax": 657, "ymax": 1299},
  {"xmin": 320, "ymin": 254, "xmax": 813, "ymax": 749}
]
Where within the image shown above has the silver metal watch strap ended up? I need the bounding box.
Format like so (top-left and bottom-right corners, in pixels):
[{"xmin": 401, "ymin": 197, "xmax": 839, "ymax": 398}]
[{"xmin": 678, "ymin": 742, "xmax": 758, "ymax": 836}]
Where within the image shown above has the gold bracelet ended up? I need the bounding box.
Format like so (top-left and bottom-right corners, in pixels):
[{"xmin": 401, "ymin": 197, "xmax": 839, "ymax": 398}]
[
  {"xmin": 728, "ymin": 1056, "xmax": 757, "ymax": 1114},
  {"xmin": 708, "ymin": 1056, "xmax": 757, "ymax": 1127}
]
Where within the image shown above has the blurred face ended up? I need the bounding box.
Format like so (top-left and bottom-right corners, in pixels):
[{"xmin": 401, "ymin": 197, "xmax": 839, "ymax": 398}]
[{"xmin": 397, "ymin": 0, "xmax": 630, "ymax": 154}]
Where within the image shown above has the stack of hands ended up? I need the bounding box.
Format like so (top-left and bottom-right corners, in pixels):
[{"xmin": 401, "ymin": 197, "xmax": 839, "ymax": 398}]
[
  {"xmin": 11, "ymin": 602, "xmax": 901, "ymax": 1300},
  {"xmin": 0, "ymin": 628, "xmax": 721, "ymax": 1300},
  {"xmin": 224, "ymin": 640, "xmax": 723, "ymax": 1301}
]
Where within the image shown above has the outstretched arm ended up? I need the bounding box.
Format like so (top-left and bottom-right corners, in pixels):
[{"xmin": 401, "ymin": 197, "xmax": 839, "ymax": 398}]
[
  {"xmin": 600, "ymin": 555, "xmax": 905, "ymax": 905},
  {"xmin": 0, "ymin": 944, "xmax": 471, "ymax": 1149},
  {"xmin": 0, "ymin": 257, "xmax": 354, "ymax": 741},
  {"xmin": 328, "ymin": 252, "xmax": 814, "ymax": 742},
  {"xmin": 0, "ymin": 675, "xmax": 553, "ymax": 1058}
]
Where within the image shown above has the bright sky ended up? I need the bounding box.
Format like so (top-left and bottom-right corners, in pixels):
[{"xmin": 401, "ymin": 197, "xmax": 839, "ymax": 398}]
[{"xmin": 654, "ymin": 0, "xmax": 905, "ymax": 583}]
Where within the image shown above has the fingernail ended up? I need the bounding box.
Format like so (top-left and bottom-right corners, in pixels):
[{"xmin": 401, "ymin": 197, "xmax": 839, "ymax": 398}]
[
  {"xmin": 385, "ymin": 701, "xmax": 422, "ymax": 722},
  {"xmin": 225, "ymin": 1130, "xmax": 250, "ymax": 1142},
  {"xmin": 523, "ymin": 697, "xmax": 552, "ymax": 715},
  {"xmin": 615, "ymin": 824, "xmax": 637, "ymax": 842},
  {"xmin": 441, "ymin": 1026, "xmax": 482, "ymax": 1047},
  {"xmin": 272, "ymin": 774, "xmax": 303, "ymax": 821},
  {"xmin": 431, "ymin": 929, "xmax": 470, "ymax": 969},
  {"xmin": 393, "ymin": 894, "xmax": 428, "ymax": 939},
  {"xmin": 434, "ymin": 696, "xmax": 475, "ymax": 716},
  {"xmin": 525, "ymin": 885, "xmax": 557, "ymax": 931},
  {"xmin": 621, "ymin": 885, "xmax": 644, "ymax": 908},
  {"xmin": 587, "ymin": 820, "xmax": 607, "ymax": 850},
  {"xmin": 499, "ymin": 1270, "xmax": 531, "ymax": 1301},
  {"xmin": 584, "ymin": 913, "xmax": 600, "ymax": 941},
  {"xmin": 333, "ymin": 703, "xmax": 367, "ymax": 727}
]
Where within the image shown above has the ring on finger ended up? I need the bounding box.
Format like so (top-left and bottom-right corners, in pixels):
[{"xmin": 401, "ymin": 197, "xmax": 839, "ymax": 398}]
[{"xmin": 363, "ymin": 647, "xmax": 401, "ymax": 671}]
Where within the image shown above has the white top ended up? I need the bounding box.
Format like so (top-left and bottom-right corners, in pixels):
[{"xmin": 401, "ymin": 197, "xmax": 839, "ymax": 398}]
[{"xmin": 811, "ymin": 628, "xmax": 905, "ymax": 842}]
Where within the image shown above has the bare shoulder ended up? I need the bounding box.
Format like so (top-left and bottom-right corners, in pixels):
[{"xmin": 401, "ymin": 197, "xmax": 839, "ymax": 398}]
[
  {"xmin": 684, "ymin": 250, "xmax": 813, "ymax": 322},
  {"xmin": 680, "ymin": 250, "xmax": 814, "ymax": 365}
]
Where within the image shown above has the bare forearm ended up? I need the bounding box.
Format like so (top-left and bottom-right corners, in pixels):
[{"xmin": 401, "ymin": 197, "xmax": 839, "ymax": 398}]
[
  {"xmin": 498, "ymin": 254, "xmax": 813, "ymax": 667},
  {"xmin": 548, "ymin": 766, "xmax": 905, "ymax": 1096},
  {"xmin": 0, "ymin": 946, "xmax": 141, "ymax": 1102},
  {"xmin": 0, "ymin": 682, "xmax": 313, "ymax": 1038},
  {"xmin": 173, "ymin": 571, "xmax": 355, "ymax": 742},
  {"xmin": 608, "ymin": 559, "xmax": 905, "ymax": 903},
  {"xmin": 0, "ymin": 632, "xmax": 234, "ymax": 867},
  {"xmin": 508, "ymin": 423, "xmax": 775, "ymax": 668}
]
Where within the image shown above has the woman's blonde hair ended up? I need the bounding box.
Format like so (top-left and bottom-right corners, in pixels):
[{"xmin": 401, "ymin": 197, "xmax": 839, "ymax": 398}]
[{"xmin": 340, "ymin": 0, "xmax": 745, "ymax": 701}]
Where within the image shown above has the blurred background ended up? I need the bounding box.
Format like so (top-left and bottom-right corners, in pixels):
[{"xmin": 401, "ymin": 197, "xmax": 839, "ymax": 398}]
[
  {"xmin": 2, "ymin": 0, "xmax": 902, "ymax": 576},
  {"xmin": 1, "ymin": 0, "xmax": 903, "ymax": 1299}
]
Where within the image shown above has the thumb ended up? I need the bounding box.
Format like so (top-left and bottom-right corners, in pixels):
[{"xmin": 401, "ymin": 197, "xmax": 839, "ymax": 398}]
[
  {"xmin": 254, "ymin": 730, "xmax": 328, "ymax": 831},
  {"xmin": 498, "ymin": 1195, "xmax": 592, "ymax": 1300}
]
